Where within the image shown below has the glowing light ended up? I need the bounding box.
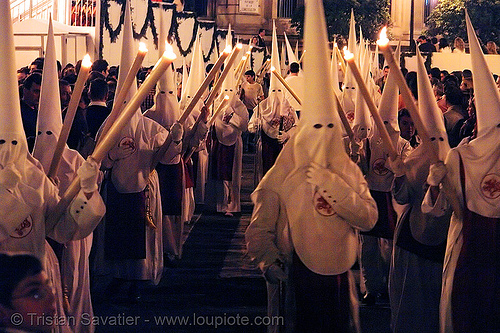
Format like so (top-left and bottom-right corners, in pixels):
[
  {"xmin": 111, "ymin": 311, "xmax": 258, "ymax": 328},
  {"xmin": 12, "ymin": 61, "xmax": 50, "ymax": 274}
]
[
  {"xmin": 377, "ymin": 27, "xmax": 389, "ymax": 47},
  {"xmin": 163, "ymin": 42, "xmax": 177, "ymax": 60},
  {"xmin": 82, "ymin": 54, "xmax": 92, "ymax": 68},
  {"xmin": 139, "ymin": 42, "xmax": 148, "ymax": 53}
]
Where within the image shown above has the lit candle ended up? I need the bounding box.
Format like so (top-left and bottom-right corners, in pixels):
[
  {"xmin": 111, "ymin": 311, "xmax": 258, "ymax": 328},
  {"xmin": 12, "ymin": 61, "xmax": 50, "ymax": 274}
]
[
  {"xmin": 180, "ymin": 44, "xmax": 232, "ymax": 123},
  {"xmin": 98, "ymin": 42, "xmax": 148, "ymax": 143},
  {"xmin": 208, "ymin": 95, "xmax": 230, "ymax": 126},
  {"xmin": 256, "ymin": 58, "xmax": 271, "ymax": 82},
  {"xmin": 50, "ymin": 46, "xmax": 177, "ymax": 222},
  {"xmin": 204, "ymin": 44, "xmax": 243, "ymax": 107},
  {"xmin": 271, "ymin": 66, "xmax": 302, "ymax": 106},
  {"xmin": 47, "ymin": 54, "xmax": 92, "ymax": 179},
  {"xmin": 344, "ymin": 49, "xmax": 397, "ymax": 159},
  {"xmin": 376, "ymin": 27, "xmax": 434, "ymax": 155},
  {"xmin": 236, "ymin": 51, "xmax": 251, "ymax": 85}
]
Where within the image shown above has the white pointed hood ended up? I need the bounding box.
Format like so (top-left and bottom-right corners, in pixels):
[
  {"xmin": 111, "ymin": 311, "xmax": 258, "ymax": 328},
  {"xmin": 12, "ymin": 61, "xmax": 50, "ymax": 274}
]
[
  {"xmin": 416, "ymin": 48, "xmax": 450, "ymax": 161},
  {"xmin": 341, "ymin": 10, "xmax": 357, "ymax": 126},
  {"xmin": 331, "ymin": 44, "xmax": 341, "ymax": 96},
  {"xmin": 452, "ymin": 11, "xmax": 500, "ymax": 218},
  {"xmin": 256, "ymin": 0, "xmax": 370, "ymax": 276},
  {"xmin": 0, "ymin": 1, "xmax": 30, "ymax": 175},
  {"xmin": 145, "ymin": 11, "xmax": 180, "ymax": 128},
  {"xmin": 33, "ymin": 16, "xmax": 63, "ymax": 168},
  {"xmin": 353, "ymin": 46, "xmax": 373, "ymax": 141},
  {"xmin": 284, "ymin": 32, "xmax": 298, "ymax": 64},
  {"xmin": 180, "ymin": 34, "xmax": 205, "ymax": 115},
  {"xmin": 0, "ymin": 0, "xmax": 44, "ymax": 208},
  {"xmin": 270, "ymin": 20, "xmax": 282, "ymax": 91},
  {"xmin": 465, "ymin": 11, "xmax": 500, "ymax": 136},
  {"xmin": 377, "ymin": 43, "xmax": 400, "ymax": 134},
  {"xmin": 32, "ymin": 16, "xmax": 82, "ymax": 192}
]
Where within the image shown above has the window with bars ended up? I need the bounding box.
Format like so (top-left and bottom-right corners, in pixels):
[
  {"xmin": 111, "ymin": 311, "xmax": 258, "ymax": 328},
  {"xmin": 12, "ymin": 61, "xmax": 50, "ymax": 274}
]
[{"xmin": 278, "ymin": 0, "xmax": 298, "ymax": 18}]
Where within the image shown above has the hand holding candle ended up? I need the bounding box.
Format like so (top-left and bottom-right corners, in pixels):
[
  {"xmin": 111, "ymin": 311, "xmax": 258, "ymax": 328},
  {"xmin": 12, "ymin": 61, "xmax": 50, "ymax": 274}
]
[{"xmin": 48, "ymin": 46, "xmax": 177, "ymax": 226}]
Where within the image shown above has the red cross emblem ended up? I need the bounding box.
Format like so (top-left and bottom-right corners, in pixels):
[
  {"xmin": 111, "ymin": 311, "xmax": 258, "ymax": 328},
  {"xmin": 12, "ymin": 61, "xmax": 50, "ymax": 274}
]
[{"xmin": 481, "ymin": 173, "xmax": 500, "ymax": 199}]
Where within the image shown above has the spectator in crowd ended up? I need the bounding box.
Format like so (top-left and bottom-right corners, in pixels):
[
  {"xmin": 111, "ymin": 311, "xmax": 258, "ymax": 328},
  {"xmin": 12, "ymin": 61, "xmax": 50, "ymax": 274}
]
[
  {"xmin": 453, "ymin": 37, "xmax": 466, "ymax": 53},
  {"xmin": 486, "ymin": 41, "xmax": 498, "ymax": 54}
]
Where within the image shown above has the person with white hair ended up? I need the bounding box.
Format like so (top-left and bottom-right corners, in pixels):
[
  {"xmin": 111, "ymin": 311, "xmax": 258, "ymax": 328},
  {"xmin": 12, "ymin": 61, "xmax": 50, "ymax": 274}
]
[{"xmin": 245, "ymin": 1, "xmax": 377, "ymax": 331}]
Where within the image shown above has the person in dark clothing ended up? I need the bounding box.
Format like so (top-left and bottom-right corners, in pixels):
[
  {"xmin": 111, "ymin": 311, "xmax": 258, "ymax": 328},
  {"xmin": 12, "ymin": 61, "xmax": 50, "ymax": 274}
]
[
  {"xmin": 86, "ymin": 78, "xmax": 110, "ymax": 139},
  {"xmin": 19, "ymin": 72, "xmax": 42, "ymax": 152},
  {"xmin": 417, "ymin": 35, "xmax": 437, "ymax": 53}
]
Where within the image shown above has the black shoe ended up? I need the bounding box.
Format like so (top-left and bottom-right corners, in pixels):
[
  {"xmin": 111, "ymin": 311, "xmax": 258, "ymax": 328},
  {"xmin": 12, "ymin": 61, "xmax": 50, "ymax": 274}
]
[{"xmin": 361, "ymin": 292, "xmax": 377, "ymax": 306}]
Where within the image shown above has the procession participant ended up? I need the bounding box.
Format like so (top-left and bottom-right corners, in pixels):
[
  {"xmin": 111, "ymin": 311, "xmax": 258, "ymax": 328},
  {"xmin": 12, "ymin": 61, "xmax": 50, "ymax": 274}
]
[
  {"xmin": 100, "ymin": 1, "xmax": 178, "ymax": 302},
  {"xmin": 357, "ymin": 46, "xmax": 412, "ymax": 305},
  {"xmin": 0, "ymin": 5, "xmax": 105, "ymax": 332},
  {"xmin": 20, "ymin": 72, "xmax": 42, "ymax": 153},
  {"xmin": 284, "ymin": 62, "xmax": 304, "ymax": 117},
  {"xmin": 245, "ymin": 1, "xmax": 377, "ymax": 331},
  {"xmin": 388, "ymin": 48, "xmax": 452, "ymax": 333},
  {"xmin": 144, "ymin": 11, "xmax": 186, "ymax": 261},
  {"xmin": 206, "ymin": 76, "xmax": 249, "ymax": 216},
  {"xmin": 240, "ymin": 69, "xmax": 264, "ymax": 152},
  {"xmin": 32, "ymin": 17, "xmax": 101, "ymax": 333},
  {"xmin": 422, "ymin": 13, "xmax": 500, "ymax": 332},
  {"xmin": 247, "ymin": 22, "xmax": 297, "ymax": 178}
]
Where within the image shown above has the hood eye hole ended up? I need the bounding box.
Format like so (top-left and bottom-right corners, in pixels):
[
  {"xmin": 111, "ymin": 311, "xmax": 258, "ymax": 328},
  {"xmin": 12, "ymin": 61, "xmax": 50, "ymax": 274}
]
[
  {"xmin": 11, "ymin": 140, "xmax": 18, "ymax": 145},
  {"xmin": 313, "ymin": 124, "xmax": 322, "ymax": 128},
  {"xmin": 169, "ymin": 91, "xmax": 174, "ymax": 94},
  {"xmin": 430, "ymin": 137, "xmax": 436, "ymax": 141},
  {"xmin": 38, "ymin": 131, "xmax": 42, "ymax": 135},
  {"xmin": 327, "ymin": 123, "xmax": 334, "ymax": 128},
  {"xmin": 46, "ymin": 131, "xmax": 53, "ymax": 135},
  {"xmin": 383, "ymin": 121, "xmax": 388, "ymax": 124},
  {"xmin": 0, "ymin": 139, "xmax": 5, "ymax": 144},
  {"xmin": 439, "ymin": 137, "xmax": 444, "ymax": 141}
]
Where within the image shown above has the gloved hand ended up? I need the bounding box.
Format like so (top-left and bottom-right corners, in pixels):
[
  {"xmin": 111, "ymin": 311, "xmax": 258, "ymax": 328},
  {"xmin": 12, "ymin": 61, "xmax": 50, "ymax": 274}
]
[
  {"xmin": 0, "ymin": 163, "xmax": 21, "ymax": 190},
  {"xmin": 170, "ymin": 121, "xmax": 184, "ymax": 142},
  {"xmin": 264, "ymin": 263, "xmax": 287, "ymax": 284},
  {"xmin": 306, "ymin": 162, "xmax": 332, "ymax": 189},
  {"xmin": 277, "ymin": 131, "xmax": 290, "ymax": 144},
  {"xmin": 427, "ymin": 161, "xmax": 447, "ymax": 186},
  {"xmin": 386, "ymin": 155, "xmax": 406, "ymax": 177},
  {"xmin": 108, "ymin": 143, "xmax": 134, "ymax": 161},
  {"xmin": 77, "ymin": 157, "xmax": 100, "ymax": 193}
]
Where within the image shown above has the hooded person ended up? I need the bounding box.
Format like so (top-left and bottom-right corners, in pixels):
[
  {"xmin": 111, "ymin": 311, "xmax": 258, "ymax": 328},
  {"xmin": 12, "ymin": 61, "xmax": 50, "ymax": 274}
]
[
  {"xmin": 248, "ymin": 21, "xmax": 298, "ymax": 178},
  {"xmin": 205, "ymin": 68, "xmax": 249, "ymax": 216},
  {"xmin": 245, "ymin": 0, "xmax": 378, "ymax": 331},
  {"xmin": 0, "ymin": 3, "xmax": 104, "ymax": 332},
  {"xmin": 99, "ymin": 0, "xmax": 181, "ymax": 301},
  {"xmin": 340, "ymin": 9, "xmax": 358, "ymax": 127},
  {"xmin": 356, "ymin": 42, "xmax": 413, "ymax": 306},
  {"xmin": 144, "ymin": 11, "xmax": 186, "ymax": 261},
  {"xmin": 421, "ymin": 12, "xmax": 500, "ymax": 333},
  {"xmin": 179, "ymin": 34, "xmax": 210, "ymax": 208},
  {"xmin": 32, "ymin": 17, "xmax": 102, "ymax": 333},
  {"xmin": 387, "ymin": 47, "xmax": 452, "ymax": 333}
]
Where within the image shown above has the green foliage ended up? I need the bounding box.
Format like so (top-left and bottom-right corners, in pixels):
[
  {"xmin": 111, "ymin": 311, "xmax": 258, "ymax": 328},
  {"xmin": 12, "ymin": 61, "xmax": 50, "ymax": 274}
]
[
  {"xmin": 291, "ymin": 0, "xmax": 390, "ymax": 42},
  {"xmin": 425, "ymin": 0, "xmax": 500, "ymax": 46}
]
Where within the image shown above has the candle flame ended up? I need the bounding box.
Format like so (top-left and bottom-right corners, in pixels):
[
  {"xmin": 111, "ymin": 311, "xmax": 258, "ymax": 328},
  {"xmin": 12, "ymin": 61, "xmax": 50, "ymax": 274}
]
[
  {"xmin": 224, "ymin": 45, "xmax": 232, "ymax": 54},
  {"xmin": 224, "ymin": 95, "xmax": 230, "ymax": 101},
  {"xmin": 242, "ymin": 56, "xmax": 247, "ymax": 61},
  {"xmin": 270, "ymin": 66, "xmax": 276, "ymax": 72},
  {"xmin": 246, "ymin": 50, "xmax": 251, "ymax": 55},
  {"xmin": 334, "ymin": 42, "xmax": 338, "ymax": 48},
  {"xmin": 163, "ymin": 42, "xmax": 177, "ymax": 60},
  {"xmin": 236, "ymin": 43, "xmax": 243, "ymax": 50},
  {"xmin": 344, "ymin": 49, "xmax": 354, "ymax": 61},
  {"xmin": 377, "ymin": 27, "xmax": 389, "ymax": 47},
  {"xmin": 82, "ymin": 54, "xmax": 92, "ymax": 68},
  {"xmin": 139, "ymin": 42, "xmax": 148, "ymax": 53}
]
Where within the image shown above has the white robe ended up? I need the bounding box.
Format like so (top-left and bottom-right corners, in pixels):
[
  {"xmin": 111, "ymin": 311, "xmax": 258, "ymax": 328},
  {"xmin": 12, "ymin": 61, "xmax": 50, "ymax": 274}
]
[{"xmin": 208, "ymin": 97, "xmax": 249, "ymax": 213}]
